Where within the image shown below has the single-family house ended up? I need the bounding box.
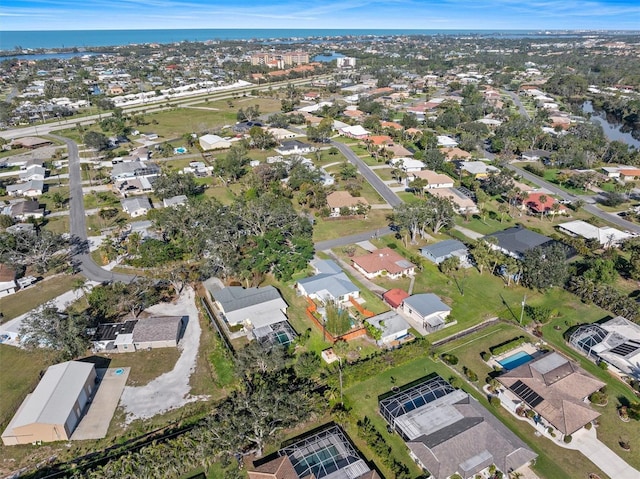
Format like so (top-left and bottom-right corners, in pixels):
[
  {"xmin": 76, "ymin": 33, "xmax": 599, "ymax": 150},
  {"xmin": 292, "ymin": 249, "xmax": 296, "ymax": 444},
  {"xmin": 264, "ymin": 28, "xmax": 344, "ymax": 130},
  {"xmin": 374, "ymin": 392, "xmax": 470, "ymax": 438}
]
[
  {"xmin": 339, "ymin": 125, "xmax": 370, "ymax": 139},
  {"xmin": 380, "ymin": 375, "xmax": 537, "ymax": 479},
  {"xmin": 558, "ymin": 220, "xmax": 631, "ymax": 247},
  {"xmin": 296, "ymin": 259, "xmax": 359, "ymax": 303},
  {"xmin": 442, "ymin": 147, "xmax": 472, "ymax": 161},
  {"xmin": 427, "ymin": 188, "xmax": 479, "ymax": 215},
  {"xmin": 486, "ymin": 225, "xmax": 555, "ymax": 259},
  {"xmin": 458, "ymin": 161, "xmax": 500, "ymax": 179},
  {"xmin": 19, "ymin": 165, "xmax": 47, "ymax": 182},
  {"xmin": 199, "ymin": 134, "xmax": 232, "ymax": 151},
  {"xmin": 2, "ymin": 361, "xmax": 97, "ymax": 445},
  {"xmin": 121, "ymin": 196, "xmax": 152, "ymax": 217},
  {"xmin": 619, "ymin": 168, "xmax": 640, "ymax": 181},
  {"xmin": 436, "ymin": 136, "xmax": 458, "ymax": 148},
  {"xmin": 569, "ymin": 316, "xmax": 640, "ymax": 380},
  {"xmin": 211, "ymin": 286, "xmax": 288, "ymax": 330},
  {"xmin": 162, "ymin": 195, "xmax": 188, "ymax": 208},
  {"xmin": 91, "ymin": 320, "xmax": 138, "ymax": 353},
  {"xmin": 248, "ymin": 424, "xmax": 380, "ymax": 479},
  {"xmin": 132, "ymin": 316, "xmax": 185, "ymax": 350},
  {"xmin": 326, "ymin": 191, "xmax": 369, "ymax": 217},
  {"xmin": 366, "ymin": 311, "xmax": 410, "ymax": 345},
  {"xmin": 420, "ymin": 239, "xmax": 469, "ymax": 265},
  {"xmin": 4, "ymin": 200, "xmax": 44, "ymax": 220},
  {"xmin": 6, "ymin": 180, "xmax": 44, "ymax": 197},
  {"xmin": 352, "ymin": 248, "xmax": 415, "ymax": 280},
  {"xmin": 111, "ymin": 161, "xmax": 160, "ymax": 181},
  {"xmin": 523, "ymin": 192, "xmax": 568, "ymax": 216},
  {"xmin": 497, "ymin": 352, "xmax": 605, "ymax": 436},
  {"xmin": 401, "ymin": 293, "xmax": 451, "ymax": 333},
  {"xmin": 521, "ymin": 149, "xmax": 552, "ymax": 162},
  {"xmin": 407, "ymin": 170, "xmax": 454, "ymax": 189},
  {"xmin": 388, "ymin": 157, "xmax": 424, "ymax": 173},
  {"xmin": 0, "ymin": 264, "xmax": 17, "ymax": 298},
  {"xmin": 275, "ymin": 140, "xmax": 316, "ymax": 156}
]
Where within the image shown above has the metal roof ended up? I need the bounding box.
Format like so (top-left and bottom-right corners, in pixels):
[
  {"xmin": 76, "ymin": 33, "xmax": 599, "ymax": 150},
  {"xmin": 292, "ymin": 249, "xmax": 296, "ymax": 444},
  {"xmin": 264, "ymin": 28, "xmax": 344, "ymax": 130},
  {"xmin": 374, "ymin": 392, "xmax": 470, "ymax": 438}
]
[
  {"xmin": 402, "ymin": 293, "xmax": 451, "ymax": 317},
  {"xmin": 11, "ymin": 361, "xmax": 95, "ymax": 428}
]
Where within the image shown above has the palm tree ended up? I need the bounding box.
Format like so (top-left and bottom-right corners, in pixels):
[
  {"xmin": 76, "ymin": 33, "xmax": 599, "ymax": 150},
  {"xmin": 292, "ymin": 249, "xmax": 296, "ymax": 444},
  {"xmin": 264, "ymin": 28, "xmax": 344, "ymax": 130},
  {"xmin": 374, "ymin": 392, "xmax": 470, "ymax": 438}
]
[{"xmin": 538, "ymin": 194, "xmax": 548, "ymax": 220}]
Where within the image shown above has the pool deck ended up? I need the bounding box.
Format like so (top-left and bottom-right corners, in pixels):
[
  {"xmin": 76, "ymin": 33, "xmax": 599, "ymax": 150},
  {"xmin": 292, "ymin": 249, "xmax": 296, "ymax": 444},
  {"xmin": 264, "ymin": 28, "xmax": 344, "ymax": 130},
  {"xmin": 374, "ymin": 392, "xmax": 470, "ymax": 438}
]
[{"xmin": 487, "ymin": 343, "xmax": 540, "ymax": 370}]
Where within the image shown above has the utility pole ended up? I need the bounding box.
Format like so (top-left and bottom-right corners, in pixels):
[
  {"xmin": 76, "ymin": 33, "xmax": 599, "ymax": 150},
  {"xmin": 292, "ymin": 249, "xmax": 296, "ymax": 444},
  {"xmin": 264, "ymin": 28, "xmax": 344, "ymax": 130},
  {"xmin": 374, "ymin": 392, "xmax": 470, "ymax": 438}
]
[
  {"xmin": 338, "ymin": 356, "xmax": 343, "ymax": 406},
  {"xmin": 520, "ymin": 294, "xmax": 527, "ymax": 325}
]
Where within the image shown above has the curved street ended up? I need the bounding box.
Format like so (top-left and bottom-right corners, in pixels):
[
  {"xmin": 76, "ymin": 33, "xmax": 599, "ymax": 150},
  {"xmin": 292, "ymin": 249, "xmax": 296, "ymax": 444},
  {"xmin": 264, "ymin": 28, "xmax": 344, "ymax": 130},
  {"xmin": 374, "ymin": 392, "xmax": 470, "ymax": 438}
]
[{"xmin": 50, "ymin": 134, "xmax": 136, "ymax": 283}]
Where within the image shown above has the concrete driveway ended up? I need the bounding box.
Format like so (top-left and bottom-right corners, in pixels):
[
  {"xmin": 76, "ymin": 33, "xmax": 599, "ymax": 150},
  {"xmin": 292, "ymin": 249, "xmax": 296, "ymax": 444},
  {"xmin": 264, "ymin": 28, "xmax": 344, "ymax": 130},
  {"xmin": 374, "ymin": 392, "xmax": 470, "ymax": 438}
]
[{"xmin": 71, "ymin": 367, "xmax": 130, "ymax": 440}]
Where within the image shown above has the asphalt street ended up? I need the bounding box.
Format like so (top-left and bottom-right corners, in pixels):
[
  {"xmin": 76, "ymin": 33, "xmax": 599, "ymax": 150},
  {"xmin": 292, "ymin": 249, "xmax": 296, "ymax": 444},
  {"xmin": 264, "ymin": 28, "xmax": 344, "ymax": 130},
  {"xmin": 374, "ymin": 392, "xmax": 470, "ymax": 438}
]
[
  {"xmin": 50, "ymin": 134, "xmax": 135, "ymax": 283},
  {"xmin": 330, "ymin": 140, "xmax": 403, "ymax": 207}
]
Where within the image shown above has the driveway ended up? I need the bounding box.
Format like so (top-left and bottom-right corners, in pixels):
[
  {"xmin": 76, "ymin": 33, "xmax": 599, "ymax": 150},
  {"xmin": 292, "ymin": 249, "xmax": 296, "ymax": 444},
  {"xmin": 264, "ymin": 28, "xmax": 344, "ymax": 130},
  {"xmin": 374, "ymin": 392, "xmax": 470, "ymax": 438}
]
[
  {"xmin": 71, "ymin": 367, "xmax": 130, "ymax": 440},
  {"xmin": 565, "ymin": 426, "xmax": 640, "ymax": 479},
  {"xmin": 119, "ymin": 287, "xmax": 208, "ymax": 424}
]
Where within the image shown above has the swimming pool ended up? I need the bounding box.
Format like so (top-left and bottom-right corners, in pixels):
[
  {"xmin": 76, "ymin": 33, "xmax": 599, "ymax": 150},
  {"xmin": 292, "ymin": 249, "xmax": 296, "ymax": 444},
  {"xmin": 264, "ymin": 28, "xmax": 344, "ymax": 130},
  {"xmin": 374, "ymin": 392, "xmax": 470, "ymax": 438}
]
[{"xmin": 498, "ymin": 351, "xmax": 534, "ymax": 370}]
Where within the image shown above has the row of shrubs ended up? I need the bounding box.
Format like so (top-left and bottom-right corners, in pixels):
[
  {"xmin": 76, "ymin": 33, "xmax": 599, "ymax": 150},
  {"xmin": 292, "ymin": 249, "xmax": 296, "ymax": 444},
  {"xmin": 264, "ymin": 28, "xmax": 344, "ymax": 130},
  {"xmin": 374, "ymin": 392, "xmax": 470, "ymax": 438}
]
[
  {"xmin": 337, "ymin": 338, "xmax": 432, "ymax": 389},
  {"xmin": 489, "ymin": 336, "xmax": 528, "ymax": 356},
  {"xmin": 357, "ymin": 417, "xmax": 413, "ymax": 479}
]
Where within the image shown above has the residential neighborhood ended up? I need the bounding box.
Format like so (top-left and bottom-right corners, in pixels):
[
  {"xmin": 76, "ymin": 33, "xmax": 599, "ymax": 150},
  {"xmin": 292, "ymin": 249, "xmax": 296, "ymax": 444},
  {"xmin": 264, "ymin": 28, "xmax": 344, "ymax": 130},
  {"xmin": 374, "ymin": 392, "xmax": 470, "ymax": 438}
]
[{"xmin": 1, "ymin": 25, "xmax": 640, "ymax": 479}]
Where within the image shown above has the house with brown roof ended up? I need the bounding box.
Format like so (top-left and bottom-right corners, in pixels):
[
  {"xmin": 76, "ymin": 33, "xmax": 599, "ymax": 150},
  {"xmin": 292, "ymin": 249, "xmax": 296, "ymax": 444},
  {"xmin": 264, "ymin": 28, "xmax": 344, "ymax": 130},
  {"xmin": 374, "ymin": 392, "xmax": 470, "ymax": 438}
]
[
  {"xmin": 497, "ymin": 351, "xmax": 605, "ymax": 436},
  {"xmin": 380, "ymin": 121, "xmax": 403, "ymax": 131},
  {"xmin": 408, "ymin": 170, "xmax": 455, "ymax": 189},
  {"xmin": 132, "ymin": 316, "xmax": 185, "ymax": 350},
  {"xmin": 619, "ymin": 168, "xmax": 640, "ymax": 181},
  {"xmin": 0, "ymin": 264, "xmax": 17, "ymax": 298},
  {"xmin": 442, "ymin": 147, "xmax": 472, "ymax": 161},
  {"xmin": 352, "ymin": 247, "xmax": 415, "ymax": 280},
  {"xmin": 523, "ymin": 192, "xmax": 568, "ymax": 216},
  {"xmin": 326, "ymin": 191, "xmax": 369, "ymax": 217}
]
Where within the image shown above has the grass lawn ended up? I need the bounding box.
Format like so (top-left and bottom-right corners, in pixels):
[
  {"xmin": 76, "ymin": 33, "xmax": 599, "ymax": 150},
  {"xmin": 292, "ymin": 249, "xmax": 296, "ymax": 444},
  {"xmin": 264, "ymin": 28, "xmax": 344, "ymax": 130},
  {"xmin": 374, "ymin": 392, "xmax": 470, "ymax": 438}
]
[
  {"xmin": 344, "ymin": 355, "xmax": 611, "ymax": 479},
  {"xmin": 104, "ymin": 348, "xmax": 181, "ymax": 387},
  {"xmin": 312, "ymin": 209, "xmax": 390, "ymax": 243},
  {"xmin": 373, "ymin": 167, "xmax": 395, "ymax": 182},
  {"xmin": 357, "ymin": 236, "xmax": 608, "ymax": 344},
  {"xmin": 1, "ymin": 274, "xmax": 82, "ymax": 322},
  {"xmin": 83, "ymin": 190, "xmax": 121, "ymax": 210},
  {"xmin": 436, "ymin": 322, "xmax": 537, "ymax": 381}
]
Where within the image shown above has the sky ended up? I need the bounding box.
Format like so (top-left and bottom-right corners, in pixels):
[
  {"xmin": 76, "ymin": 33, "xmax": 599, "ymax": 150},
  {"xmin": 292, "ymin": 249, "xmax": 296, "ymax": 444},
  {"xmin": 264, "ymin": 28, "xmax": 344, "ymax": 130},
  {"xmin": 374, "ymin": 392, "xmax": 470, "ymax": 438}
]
[{"xmin": 1, "ymin": 0, "xmax": 640, "ymax": 31}]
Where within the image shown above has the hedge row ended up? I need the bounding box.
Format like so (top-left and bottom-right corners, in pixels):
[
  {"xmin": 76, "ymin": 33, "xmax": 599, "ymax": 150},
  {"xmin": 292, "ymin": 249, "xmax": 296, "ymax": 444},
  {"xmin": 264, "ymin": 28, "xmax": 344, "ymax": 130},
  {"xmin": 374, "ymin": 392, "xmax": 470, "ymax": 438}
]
[
  {"xmin": 489, "ymin": 336, "xmax": 528, "ymax": 356},
  {"xmin": 357, "ymin": 416, "xmax": 412, "ymax": 479}
]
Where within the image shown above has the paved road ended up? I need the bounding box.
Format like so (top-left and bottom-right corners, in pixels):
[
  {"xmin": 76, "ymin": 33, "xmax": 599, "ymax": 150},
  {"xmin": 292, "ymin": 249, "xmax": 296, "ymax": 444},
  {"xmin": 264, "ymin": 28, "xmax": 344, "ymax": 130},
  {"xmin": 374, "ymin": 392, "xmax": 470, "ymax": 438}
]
[
  {"xmin": 51, "ymin": 134, "xmax": 135, "ymax": 283},
  {"xmin": 330, "ymin": 140, "xmax": 402, "ymax": 207},
  {"xmin": 506, "ymin": 163, "xmax": 640, "ymax": 234},
  {"xmin": 506, "ymin": 90, "xmax": 529, "ymax": 118},
  {"xmin": 315, "ymin": 226, "xmax": 394, "ymax": 251}
]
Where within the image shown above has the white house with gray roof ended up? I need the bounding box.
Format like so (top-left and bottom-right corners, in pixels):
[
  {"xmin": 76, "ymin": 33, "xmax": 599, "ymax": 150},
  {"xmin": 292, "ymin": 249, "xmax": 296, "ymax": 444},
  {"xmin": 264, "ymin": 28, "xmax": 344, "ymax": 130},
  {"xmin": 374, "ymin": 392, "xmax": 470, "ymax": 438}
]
[
  {"xmin": 2, "ymin": 361, "xmax": 96, "ymax": 445},
  {"xmin": 401, "ymin": 293, "xmax": 451, "ymax": 333},
  {"xmin": 121, "ymin": 196, "xmax": 152, "ymax": 217},
  {"xmin": 366, "ymin": 311, "xmax": 410, "ymax": 345},
  {"xmin": 296, "ymin": 259, "xmax": 359, "ymax": 304},
  {"xmin": 380, "ymin": 375, "xmax": 536, "ymax": 479},
  {"xmin": 6, "ymin": 179, "xmax": 44, "ymax": 197},
  {"xmin": 211, "ymin": 285, "xmax": 288, "ymax": 330},
  {"xmin": 420, "ymin": 239, "xmax": 469, "ymax": 265}
]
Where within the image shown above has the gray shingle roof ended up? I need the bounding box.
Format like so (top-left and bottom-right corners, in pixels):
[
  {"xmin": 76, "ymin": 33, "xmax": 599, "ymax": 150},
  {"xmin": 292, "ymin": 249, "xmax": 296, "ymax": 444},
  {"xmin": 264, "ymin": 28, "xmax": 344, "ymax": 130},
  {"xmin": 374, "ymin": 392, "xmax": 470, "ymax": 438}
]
[
  {"xmin": 213, "ymin": 286, "xmax": 282, "ymax": 313},
  {"xmin": 297, "ymin": 272, "xmax": 358, "ymax": 300},
  {"xmin": 420, "ymin": 240, "xmax": 467, "ymax": 261},
  {"xmin": 403, "ymin": 293, "xmax": 450, "ymax": 317},
  {"xmin": 132, "ymin": 316, "xmax": 183, "ymax": 343},
  {"xmin": 487, "ymin": 225, "xmax": 553, "ymax": 257}
]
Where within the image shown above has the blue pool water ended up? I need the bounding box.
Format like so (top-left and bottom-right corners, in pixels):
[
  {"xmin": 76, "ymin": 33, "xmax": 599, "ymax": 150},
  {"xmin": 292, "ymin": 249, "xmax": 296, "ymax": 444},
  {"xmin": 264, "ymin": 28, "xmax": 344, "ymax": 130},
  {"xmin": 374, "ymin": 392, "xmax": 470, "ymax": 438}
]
[{"xmin": 498, "ymin": 351, "xmax": 533, "ymax": 370}]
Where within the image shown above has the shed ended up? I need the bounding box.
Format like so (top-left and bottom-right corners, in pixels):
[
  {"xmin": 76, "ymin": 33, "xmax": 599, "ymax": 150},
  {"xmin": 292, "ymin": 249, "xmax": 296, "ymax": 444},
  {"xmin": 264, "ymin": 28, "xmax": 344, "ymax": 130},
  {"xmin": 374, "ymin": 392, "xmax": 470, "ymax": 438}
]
[
  {"xmin": 199, "ymin": 134, "xmax": 232, "ymax": 151},
  {"xmin": 383, "ymin": 288, "xmax": 409, "ymax": 309},
  {"xmin": 2, "ymin": 361, "xmax": 96, "ymax": 445}
]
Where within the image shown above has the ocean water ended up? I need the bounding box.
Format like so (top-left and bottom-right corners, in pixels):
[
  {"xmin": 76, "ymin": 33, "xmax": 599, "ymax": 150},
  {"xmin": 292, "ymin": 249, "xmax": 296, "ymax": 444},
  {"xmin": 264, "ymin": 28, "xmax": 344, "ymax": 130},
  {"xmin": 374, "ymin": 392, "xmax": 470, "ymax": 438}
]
[{"xmin": 0, "ymin": 29, "xmax": 543, "ymax": 51}]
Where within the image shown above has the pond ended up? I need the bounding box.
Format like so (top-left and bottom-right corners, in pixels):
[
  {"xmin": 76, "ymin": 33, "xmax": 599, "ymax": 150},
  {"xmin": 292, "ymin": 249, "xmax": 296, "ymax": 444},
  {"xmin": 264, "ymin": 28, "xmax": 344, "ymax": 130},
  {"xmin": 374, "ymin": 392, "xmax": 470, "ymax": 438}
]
[{"xmin": 582, "ymin": 101, "xmax": 640, "ymax": 149}]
